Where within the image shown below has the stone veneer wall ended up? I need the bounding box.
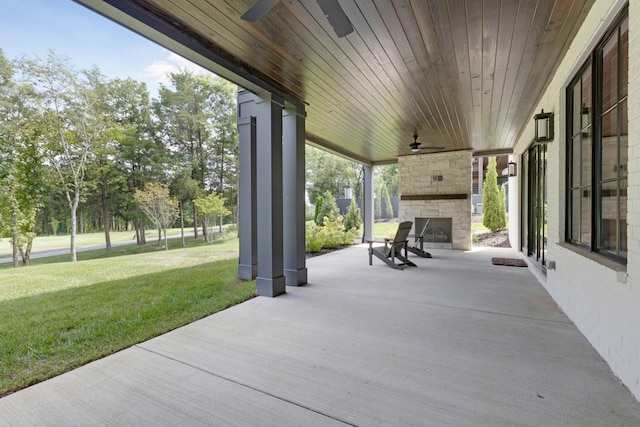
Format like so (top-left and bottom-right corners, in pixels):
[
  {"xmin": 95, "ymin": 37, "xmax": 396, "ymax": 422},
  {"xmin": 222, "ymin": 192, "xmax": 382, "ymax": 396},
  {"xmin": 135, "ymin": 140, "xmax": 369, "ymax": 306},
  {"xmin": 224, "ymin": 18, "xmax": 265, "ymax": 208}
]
[{"xmin": 397, "ymin": 150, "xmax": 472, "ymax": 250}]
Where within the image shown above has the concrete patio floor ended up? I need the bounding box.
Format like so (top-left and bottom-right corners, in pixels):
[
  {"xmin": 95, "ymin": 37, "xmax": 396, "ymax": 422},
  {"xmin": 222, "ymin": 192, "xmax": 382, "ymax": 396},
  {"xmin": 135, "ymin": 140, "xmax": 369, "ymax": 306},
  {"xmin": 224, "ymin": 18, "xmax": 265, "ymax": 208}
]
[{"xmin": 1, "ymin": 245, "xmax": 639, "ymax": 426}]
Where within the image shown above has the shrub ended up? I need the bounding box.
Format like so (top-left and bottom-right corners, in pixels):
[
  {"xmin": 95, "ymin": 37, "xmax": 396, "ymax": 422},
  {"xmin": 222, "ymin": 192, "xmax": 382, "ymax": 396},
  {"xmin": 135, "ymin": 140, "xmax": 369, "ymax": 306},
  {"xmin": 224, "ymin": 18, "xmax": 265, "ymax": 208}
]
[
  {"xmin": 314, "ymin": 190, "xmax": 339, "ymax": 225},
  {"xmin": 344, "ymin": 198, "xmax": 362, "ymax": 231},
  {"xmin": 305, "ymin": 224, "xmax": 324, "ymax": 253},
  {"xmin": 499, "ymin": 184, "xmax": 507, "ymax": 216},
  {"xmin": 314, "ymin": 195, "xmax": 324, "ymax": 225},
  {"xmin": 305, "ymin": 215, "xmax": 359, "ymax": 253},
  {"xmin": 483, "ymin": 157, "xmax": 506, "ymax": 232}
]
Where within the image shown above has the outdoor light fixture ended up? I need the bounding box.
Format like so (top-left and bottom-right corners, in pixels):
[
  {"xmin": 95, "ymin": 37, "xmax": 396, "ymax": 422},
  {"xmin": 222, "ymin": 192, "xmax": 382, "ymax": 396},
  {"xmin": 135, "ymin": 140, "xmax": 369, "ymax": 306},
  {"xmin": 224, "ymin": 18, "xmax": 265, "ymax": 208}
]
[
  {"xmin": 408, "ymin": 132, "xmax": 444, "ymax": 153},
  {"xmin": 507, "ymin": 161, "xmax": 517, "ymax": 177},
  {"xmin": 534, "ymin": 109, "xmax": 554, "ymax": 143},
  {"xmin": 581, "ymin": 104, "xmax": 590, "ymax": 127},
  {"xmin": 410, "ymin": 133, "xmax": 421, "ymax": 153},
  {"xmin": 581, "ymin": 104, "xmax": 590, "ymax": 137}
]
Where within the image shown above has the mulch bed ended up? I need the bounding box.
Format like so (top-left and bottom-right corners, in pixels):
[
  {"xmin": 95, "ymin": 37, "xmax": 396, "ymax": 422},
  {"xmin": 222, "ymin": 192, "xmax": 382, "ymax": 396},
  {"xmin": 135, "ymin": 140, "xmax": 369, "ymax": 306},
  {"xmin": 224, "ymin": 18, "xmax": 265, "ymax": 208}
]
[{"xmin": 491, "ymin": 257, "xmax": 527, "ymax": 267}]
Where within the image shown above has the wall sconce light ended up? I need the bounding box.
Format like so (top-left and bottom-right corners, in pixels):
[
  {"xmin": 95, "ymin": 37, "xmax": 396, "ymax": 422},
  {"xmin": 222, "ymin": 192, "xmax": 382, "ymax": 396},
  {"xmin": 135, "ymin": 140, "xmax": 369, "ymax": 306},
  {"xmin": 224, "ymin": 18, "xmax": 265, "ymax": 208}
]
[
  {"xmin": 534, "ymin": 109, "xmax": 554, "ymax": 142},
  {"xmin": 507, "ymin": 161, "xmax": 517, "ymax": 177},
  {"xmin": 581, "ymin": 103, "xmax": 589, "ymax": 127},
  {"xmin": 581, "ymin": 104, "xmax": 590, "ymax": 138}
]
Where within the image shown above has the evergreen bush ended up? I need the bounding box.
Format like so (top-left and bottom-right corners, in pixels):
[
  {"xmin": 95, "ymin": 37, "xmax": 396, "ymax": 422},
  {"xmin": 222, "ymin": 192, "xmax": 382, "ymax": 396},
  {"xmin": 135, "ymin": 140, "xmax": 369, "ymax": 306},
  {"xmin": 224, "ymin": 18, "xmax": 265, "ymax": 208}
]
[
  {"xmin": 314, "ymin": 195, "xmax": 324, "ymax": 225},
  {"xmin": 482, "ymin": 157, "xmax": 507, "ymax": 232},
  {"xmin": 344, "ymin": 197, "xmax": 362, "ymax": 231},
  {"xmin": 315, "ymin": 190, "xmax": 339, "ymax": 225}
]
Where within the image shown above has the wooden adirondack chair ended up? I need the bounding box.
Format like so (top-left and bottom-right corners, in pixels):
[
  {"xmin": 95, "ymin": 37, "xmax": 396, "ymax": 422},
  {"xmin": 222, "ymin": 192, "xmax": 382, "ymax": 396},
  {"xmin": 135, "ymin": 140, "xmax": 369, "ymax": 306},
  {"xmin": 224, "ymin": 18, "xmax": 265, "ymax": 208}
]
[
  {"xmin": 368, "ymin": 221, "xmax": 417, "ymax": 270},
  {"xmin": 407, "ymin": 219, "xmax": 433, "ymax": 258}
]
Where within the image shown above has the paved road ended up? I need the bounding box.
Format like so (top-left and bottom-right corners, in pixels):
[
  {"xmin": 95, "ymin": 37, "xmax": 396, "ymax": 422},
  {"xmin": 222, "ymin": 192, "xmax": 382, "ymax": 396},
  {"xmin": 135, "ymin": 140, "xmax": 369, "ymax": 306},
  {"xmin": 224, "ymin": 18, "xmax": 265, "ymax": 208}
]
[{"xmin": 0, "ymin": 230, "xmax": 202, "ymax": 264}]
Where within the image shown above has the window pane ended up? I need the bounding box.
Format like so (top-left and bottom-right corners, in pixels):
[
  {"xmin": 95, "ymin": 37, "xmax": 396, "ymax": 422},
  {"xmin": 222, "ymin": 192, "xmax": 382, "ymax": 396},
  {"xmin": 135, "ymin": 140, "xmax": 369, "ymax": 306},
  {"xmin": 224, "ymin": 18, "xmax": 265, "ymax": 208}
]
[
  {"xmin": 582, "ymin": 132, "xmax": 592, "ymax": 186},
  {"xmin": 581, "ymin": 186, "xmax": 591, "ymax": 245},
  {"xmin": 620, "ymin": 99, "xmax": 628, "ymax": 178},
  {"xmin": 571, "ymin": 189, "xmax": 581, "ymax": 241},
  {"xmin": 600, "ymin": 180, "xmax": 618, "ymax": 253},
  {"xmin": 602, "ymin": 33, "xmax": 618, "ymax": 110},
  {"xmin": 620, "ymin": 18, "xmax": 628, "ymax": 98},
  {"xmin": 601, "ymin": 108, "xmax": 618, "ymax": 181},
  {"xmin": 582, "ymin": 66, "xmax": 592, "ymax": 128},
  {"xmin": 620, "ymin": 178, "xmax": 627, "ymax": 255},
  {"xmin": 572, "ymin": 137, "xmax": 581, "ymax": 187},
  {"xmin": 572, "ymin": 81, "xmax": 582, "ymax": 136}
]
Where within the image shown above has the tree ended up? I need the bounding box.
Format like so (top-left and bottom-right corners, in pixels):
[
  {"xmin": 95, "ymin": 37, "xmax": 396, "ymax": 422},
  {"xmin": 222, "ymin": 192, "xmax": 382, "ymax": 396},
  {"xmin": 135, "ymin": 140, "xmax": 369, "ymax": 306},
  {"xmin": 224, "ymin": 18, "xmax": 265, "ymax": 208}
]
[
  {"xmin": 155, "ymin": 70, "xmax": 218, "ymax": 241},
  {"xmin": 170, "ymin": 169, "xmax": 202, "ymax": 247},
  {"xmin": 102, "ymin": 77, "xmax": 163, "ymax": 248},
  {"xmin": 378, "ymin": 164, "xmax": 398, "ymax": 197},
  {"xmin": 207, "ymin": 79, "xmax": 238, "ymax": 213},
  {"xmin": 374, "ymin": 177, "xmax": 392, "ymax": 219},
  {"xmin": 193, "ymin": 193, "xmax": 230, "ymax": 243},
  {"xmin": 306, "ymin": 145, "xmax": 361, "ymax": 205},
  {"xmin": 23, "ymin": 52, "xmax": 108, "ymax": 262},
  {"xmin": 134, "ymin": 183, "xmax": 179, "ymax": 250},
  {"xmin": 483, "ymin": 157, "xmax": 506, "ymax": 232},
  {"xmin": 108, "ymin": 78, "xmax": 162, "ymax": 246},
  {"xmin": 0, "ymin": 50, "xmax": 50, "ymax": 267}
]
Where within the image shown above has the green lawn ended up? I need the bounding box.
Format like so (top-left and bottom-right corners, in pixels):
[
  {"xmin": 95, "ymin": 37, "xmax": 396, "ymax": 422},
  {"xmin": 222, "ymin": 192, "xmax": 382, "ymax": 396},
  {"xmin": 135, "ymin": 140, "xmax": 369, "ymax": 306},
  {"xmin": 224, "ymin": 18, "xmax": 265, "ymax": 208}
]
[
  {"xmin": 472, "ymin": 222, "xmax": 508, "ymax": 235},
  {"xmin": 371, "ymin": 221, "xmax": 400, "ymax": 239},
  {"xmin": 0, "ymin": 220, "xmax": 403, "ymax": 396},
  {"xmin": 0, "ymin": 237, "xmax": 255, "ymax": 397},
  {"xmin": 472, "ymin": 222, "xmax": 492, "ymax": 235}
]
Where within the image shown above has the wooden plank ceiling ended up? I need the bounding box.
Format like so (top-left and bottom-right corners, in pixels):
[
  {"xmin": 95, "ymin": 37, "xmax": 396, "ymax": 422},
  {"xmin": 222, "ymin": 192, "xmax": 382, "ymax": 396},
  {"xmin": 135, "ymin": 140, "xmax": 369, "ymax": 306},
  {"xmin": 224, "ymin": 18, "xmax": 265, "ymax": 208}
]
[{"xmin": 78, "ymin": 0, "xmax": 595, "ymax": 164}]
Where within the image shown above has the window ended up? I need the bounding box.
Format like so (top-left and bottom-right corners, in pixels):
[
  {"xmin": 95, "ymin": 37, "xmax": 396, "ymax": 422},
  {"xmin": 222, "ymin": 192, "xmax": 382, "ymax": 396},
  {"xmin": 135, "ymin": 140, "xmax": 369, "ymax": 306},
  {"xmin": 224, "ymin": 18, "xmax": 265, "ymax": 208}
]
[{"xmin": 567, "ymin": 8, "xmax": 628, "ymax": 263}]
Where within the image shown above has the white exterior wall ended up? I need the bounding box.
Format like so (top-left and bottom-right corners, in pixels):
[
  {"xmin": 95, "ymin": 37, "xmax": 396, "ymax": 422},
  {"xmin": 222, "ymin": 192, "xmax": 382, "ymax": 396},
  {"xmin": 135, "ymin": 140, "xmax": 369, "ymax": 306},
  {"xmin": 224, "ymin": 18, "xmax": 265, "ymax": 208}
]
[{"xmin": 511, "ymin": 0, "xmax": 640, "ymax": 400}]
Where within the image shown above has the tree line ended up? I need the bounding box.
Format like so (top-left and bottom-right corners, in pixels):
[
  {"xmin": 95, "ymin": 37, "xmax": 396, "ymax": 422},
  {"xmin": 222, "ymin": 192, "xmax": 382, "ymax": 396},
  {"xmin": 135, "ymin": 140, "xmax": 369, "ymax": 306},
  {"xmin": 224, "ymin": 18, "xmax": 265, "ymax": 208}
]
[
  {"xmin": 0, "ymin": 49, "xmax": 238, "ymax": 267},
  {"xmin": 305, "ymin": 145, "xmax": 398, "ymax": 219}
]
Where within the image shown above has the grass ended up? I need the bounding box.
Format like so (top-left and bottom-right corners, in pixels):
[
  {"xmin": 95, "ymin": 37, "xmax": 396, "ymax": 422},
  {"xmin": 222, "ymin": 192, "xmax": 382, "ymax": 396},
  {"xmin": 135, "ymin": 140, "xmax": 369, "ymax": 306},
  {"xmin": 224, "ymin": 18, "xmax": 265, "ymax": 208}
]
[
  {"xmin": 0, "ymin": 237, "xmax": 255, "ymax": 397},
  {"xmin": 472, "ymin": 222, "xmax": 492, "ymax": 235},
  {"xmin": 0, "ymin": 220, "xmax": 398, "ymax": 396},
  {"xmin": 371, "ymin": 221, "xmax": 400, "ymax": 239}
]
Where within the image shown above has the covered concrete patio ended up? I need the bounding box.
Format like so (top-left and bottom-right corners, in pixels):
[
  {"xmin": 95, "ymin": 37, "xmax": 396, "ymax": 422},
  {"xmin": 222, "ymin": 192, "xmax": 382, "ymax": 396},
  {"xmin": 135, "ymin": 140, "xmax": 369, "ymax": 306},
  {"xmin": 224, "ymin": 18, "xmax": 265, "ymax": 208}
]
[{"xmin": 1, "ymin": 245, "xmax": 639, "ymax": 426}]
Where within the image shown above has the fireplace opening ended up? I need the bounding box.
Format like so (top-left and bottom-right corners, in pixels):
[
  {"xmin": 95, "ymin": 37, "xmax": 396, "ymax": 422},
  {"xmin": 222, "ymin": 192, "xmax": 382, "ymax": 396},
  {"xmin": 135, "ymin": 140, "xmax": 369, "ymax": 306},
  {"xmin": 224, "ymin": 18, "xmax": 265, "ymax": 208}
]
[{"xmin": 415, "ymin": 217, "xmax": 453, "ymax": 244}]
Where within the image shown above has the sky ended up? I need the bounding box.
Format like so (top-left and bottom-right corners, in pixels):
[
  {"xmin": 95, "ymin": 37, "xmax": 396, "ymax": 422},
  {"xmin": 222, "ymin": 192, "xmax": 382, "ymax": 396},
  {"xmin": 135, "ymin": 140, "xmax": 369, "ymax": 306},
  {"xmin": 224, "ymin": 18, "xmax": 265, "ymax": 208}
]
[{"xmin": 0, "ymin": 0, "xmax": 211, "ymax": 96}]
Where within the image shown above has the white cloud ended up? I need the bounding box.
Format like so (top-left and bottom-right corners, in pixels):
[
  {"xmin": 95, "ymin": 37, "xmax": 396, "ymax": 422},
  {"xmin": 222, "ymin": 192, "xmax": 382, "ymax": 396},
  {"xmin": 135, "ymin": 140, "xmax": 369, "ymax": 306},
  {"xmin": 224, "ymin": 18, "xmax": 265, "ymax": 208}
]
[{"xmin": 142, "ymin": 52, "xmax": 210, "ymax": 87}]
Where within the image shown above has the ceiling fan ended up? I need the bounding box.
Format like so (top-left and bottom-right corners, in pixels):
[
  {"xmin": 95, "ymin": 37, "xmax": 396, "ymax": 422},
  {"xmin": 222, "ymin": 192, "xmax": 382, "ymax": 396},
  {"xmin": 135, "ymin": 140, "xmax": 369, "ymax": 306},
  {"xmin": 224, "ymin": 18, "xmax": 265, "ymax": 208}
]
[
  {"xmin": 409, "ymin": 133, "xmax": 444, "ymax": 153},
  {"xmin": 241, "ymin": 0, "xmax": 354, "ymax": 38}
]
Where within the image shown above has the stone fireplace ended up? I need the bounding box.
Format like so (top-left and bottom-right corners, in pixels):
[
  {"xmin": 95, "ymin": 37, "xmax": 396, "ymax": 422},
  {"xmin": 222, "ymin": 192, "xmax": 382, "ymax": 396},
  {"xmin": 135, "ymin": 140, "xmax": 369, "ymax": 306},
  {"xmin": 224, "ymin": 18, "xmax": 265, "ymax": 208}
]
[
  {"xmin": 398, "ymin": 150, "xmax": 472, "ymax": 250},
  {"xmin": 415, "ymin": 217, "xmax": 453, "ymax": 246}
]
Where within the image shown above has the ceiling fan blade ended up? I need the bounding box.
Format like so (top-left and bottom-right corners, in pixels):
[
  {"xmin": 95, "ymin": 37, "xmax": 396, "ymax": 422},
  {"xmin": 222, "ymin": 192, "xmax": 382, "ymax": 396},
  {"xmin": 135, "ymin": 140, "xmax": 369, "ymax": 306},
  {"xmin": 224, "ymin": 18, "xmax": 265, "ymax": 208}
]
[
  {"xmin": 316, "ymin": 0, "xmax": 353, "ymax": 37},
  {"xmin": 241, "ymin": 0, "xmax": 281, "ymax": 22},
  {"xmin": 422, "ymin": 146, "xmax": 445, "ymax": 150}
]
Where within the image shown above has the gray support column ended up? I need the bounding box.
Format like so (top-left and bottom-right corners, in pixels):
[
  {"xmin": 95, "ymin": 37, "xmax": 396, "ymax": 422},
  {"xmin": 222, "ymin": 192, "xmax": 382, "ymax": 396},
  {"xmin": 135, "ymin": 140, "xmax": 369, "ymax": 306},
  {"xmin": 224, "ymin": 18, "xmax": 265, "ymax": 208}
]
[
  {"xmin": 237, "ymin": 90, "xmax": 257, "ymax": 280},
  {"xmin": 363, "ymin": 165, "xmax": 374, "ymax": 241},
  {"xmin": 255, "ymin": 93, "xmax": 286, "ymax": 297},
  {"xmin": 282, "ymin": 104, "xmax": 308, "ymax": 286},
  {"xmin": 478, "ymin": 157, "xmax": 484, "ymax": 196}
]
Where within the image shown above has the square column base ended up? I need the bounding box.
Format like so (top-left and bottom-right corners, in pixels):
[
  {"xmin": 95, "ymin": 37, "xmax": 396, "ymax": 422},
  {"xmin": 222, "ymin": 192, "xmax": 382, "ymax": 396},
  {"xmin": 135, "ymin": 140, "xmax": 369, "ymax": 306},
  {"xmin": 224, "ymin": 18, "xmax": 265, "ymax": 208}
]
[
  {"xmin": 284, "ymin": 268, "xmax": 308, "ymax": 287},
  {"xmin": 238, "ymin": 263, "xmax": 258, "ymax": 281},
  {"xmin": 256, "ymin": 276, "xmax": 286, "ymax": 297}
]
